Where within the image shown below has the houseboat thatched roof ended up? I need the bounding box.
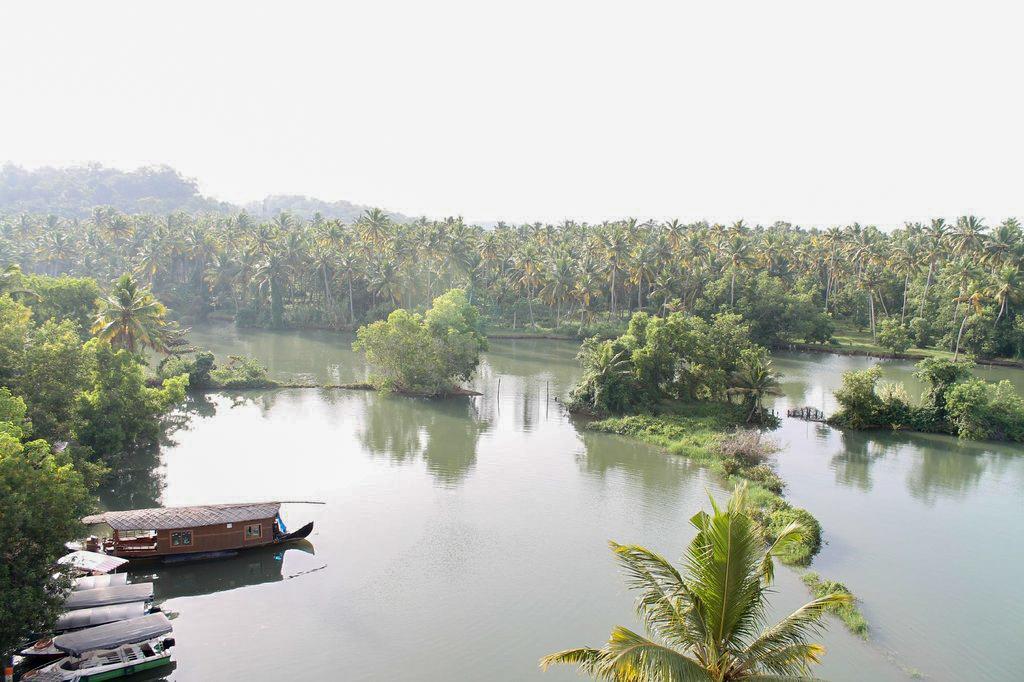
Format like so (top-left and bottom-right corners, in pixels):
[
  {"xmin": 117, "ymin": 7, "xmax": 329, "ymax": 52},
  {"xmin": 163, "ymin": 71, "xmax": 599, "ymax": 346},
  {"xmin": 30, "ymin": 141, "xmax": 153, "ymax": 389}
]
[{"xmin": 82, "ymin": 502, "xmax": 282, "ymax": 531}]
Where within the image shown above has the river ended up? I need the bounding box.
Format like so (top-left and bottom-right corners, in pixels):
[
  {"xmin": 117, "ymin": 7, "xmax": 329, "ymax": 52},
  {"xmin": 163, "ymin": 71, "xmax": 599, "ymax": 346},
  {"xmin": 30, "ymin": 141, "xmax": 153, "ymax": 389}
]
[{"xmin": 104, "ymin": 325, "xmax": 1024, "ymax": 681}]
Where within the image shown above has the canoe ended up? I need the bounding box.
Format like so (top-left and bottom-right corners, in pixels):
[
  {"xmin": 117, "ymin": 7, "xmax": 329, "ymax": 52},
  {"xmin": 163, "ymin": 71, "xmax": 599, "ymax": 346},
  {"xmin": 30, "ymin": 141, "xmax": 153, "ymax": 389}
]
[
  {"xmin": 64, "ymin": 584, "xmax": 153, "ymax": 611},
  {"xmin": 20, "ymin": 603, "xmax": 154, "ymax": 659},
  {"xmin": 71, "ymin": 574, "xmax": 128, "ymax": 592},
  {"xmin": 22, "ymin": 614, "xmax": 174, "ymax": 682}
]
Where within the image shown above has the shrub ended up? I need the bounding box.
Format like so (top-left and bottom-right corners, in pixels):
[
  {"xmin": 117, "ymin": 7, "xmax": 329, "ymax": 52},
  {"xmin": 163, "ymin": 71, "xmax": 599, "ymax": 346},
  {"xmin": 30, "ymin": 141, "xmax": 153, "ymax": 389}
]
[
  {"xmin": 719, "ymin": 429, "xmax": 778, "ymax": 468},
  {"xmin": 876, "ymin": 318, "xmax": 911, "ymax": 354},
  {"xmin": 353, "ymin": 289, "xmax": 486, "ymax": 395},
  {"xmin": 764, "ymin": 505, "xmax": 821, "ymax": 565},
  {"xmin": 801, "ymin": 572, "xmax": 868, "ymax": 638},
  {"xmin": 945, "ymin": 378, "xmax": 1024, "ymax": 442},
  {"xmin": 908, "ymin": 316, "xmax": 933, "ymax": 348},
  {"xmin": 159, "ymin": 351, "xmax": 215, "ymax": 389},
  {"xmin": 210, "ymin": 355, "xmax": 273, "ymax": 389}
]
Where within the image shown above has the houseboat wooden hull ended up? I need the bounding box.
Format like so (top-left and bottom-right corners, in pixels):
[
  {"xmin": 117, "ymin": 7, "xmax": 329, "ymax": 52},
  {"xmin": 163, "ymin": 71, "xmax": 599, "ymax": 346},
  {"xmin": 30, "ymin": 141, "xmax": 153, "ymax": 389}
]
[{"xmin": 81, "ymin": 502, "xmax": 317, "ymax": 562}]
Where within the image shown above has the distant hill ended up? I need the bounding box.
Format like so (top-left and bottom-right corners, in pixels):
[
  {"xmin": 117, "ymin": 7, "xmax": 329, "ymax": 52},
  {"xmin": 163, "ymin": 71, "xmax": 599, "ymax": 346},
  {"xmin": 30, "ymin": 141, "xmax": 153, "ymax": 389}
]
[
  {"xmin": 0, "ymin": 163, "xmax": 407, "ymax": 222},
  {"xmin": 244, "ymin": 194, "xmax": 410, "ymax": 223}
]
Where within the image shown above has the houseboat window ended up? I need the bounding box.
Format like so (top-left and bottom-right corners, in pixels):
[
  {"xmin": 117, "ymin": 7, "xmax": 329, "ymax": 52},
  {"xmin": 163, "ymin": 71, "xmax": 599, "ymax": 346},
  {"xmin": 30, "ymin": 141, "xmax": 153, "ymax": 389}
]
[
  {"xmin": 171, "ymin": 530, "xmax": 192, "ymax": 546},
  {"xmin": 245, "ymin": 523, "xmax": 262, "ymax": 538},
  {"xmin": 119, "ymin": 529, "xmax": 155, "ymax": 540}
]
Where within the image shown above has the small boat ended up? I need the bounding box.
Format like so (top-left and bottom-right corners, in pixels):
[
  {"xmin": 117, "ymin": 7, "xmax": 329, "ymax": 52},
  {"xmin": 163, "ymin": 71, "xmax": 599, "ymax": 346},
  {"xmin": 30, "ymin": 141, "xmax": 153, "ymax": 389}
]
[
  {"xmin": 22, "ymin": 613, "xmax": 175, "ymax": 682},
  {"xmin": 64, "ymin": 584, "xmax": 153, "ymax": 611},
  {"xmin": 57, "ymin": 551, "xmax": 128, "ymax": 576},
  {"xmin": 80, "ymin": 501, "xmax": 318, "ymax": 562},
  {"xmin": 71, "ymin": 574, "xmax": 128, "ymax": 591},
  {"xmin": 19, "ymin": 604, "xmax": 156, "ymax": 660}
]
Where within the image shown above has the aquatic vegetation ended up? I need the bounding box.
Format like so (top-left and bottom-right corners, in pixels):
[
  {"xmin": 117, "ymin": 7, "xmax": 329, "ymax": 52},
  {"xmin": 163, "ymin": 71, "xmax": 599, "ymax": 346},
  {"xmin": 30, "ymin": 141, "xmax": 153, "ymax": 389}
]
[
  {"xmin": 541, "ymin": 485, "xmax": 849, "ymax": 680},
  {"xmin": 801, "ymin": 572, "xmax": 869, "ymax": 638}
]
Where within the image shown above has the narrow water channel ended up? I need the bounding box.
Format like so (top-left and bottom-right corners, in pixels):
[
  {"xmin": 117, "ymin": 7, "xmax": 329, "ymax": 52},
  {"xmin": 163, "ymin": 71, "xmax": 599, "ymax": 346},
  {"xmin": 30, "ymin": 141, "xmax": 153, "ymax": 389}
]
[{"xmin": 105, "ymin": 326, "xmax": 1023, "ymax": 681}]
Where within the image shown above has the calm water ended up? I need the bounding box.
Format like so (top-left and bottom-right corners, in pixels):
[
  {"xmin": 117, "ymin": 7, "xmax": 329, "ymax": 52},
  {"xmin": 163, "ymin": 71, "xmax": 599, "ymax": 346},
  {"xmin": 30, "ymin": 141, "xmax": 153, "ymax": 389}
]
[{"xmin": 103, "ymin": 326, "xmax": 1024, "ymax": 681}]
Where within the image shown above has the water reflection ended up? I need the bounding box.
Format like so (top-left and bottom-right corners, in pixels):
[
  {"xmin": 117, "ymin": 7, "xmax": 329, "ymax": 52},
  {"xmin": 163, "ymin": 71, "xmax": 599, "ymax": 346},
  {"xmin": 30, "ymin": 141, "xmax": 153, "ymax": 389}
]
[
  {"xmin": 358, "ymin": 395, "xmax": 490, "ymax": 486},
  {"xmin": 828, "ymin": 428, "xmax": 1016, "ymax": 503},
  {"xmin": 131, "ymin": 542, "xmax": 317, "ymax": 602}
]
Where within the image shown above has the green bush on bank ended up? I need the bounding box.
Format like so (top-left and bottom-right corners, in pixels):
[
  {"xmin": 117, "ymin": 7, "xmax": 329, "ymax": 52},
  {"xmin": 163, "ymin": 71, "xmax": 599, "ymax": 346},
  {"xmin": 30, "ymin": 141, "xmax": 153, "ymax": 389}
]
[
  {"xmin": 159, "ymin": 350, "xmax": 275, "ymax": 390},
  {"xmin": 829, "ymin": 357, "xmax": 1024, "ymax": 442}
]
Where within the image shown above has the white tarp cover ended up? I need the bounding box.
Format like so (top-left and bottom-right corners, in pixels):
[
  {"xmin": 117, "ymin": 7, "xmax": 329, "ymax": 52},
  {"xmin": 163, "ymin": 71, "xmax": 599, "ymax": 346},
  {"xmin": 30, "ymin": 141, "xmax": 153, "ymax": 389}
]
[
  {"xmin": 58, "ymin": 550, "xmax": 128, "ymax": 574},
  {"xmin": 53, "ymin": 613, "xmax": 171, "ymax": 656},
  {"xmin": 54, "ymin": 602, "xmax": 148, "ymax": 632},
  {"xmin": 71, "ymin": 573, "xmax": 128, "ymax": 591},
  {"xmin": 63, "ymin": 583, "xmax": 153, "ymax": 610}
]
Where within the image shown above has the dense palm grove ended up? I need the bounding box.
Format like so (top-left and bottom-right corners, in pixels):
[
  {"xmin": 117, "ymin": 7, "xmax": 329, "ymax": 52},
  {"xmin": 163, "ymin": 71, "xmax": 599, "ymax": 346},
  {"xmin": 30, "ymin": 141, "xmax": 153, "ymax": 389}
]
[{"xmin": 4, "ymin": 209, "xmax": 1024, "ymax": 357}]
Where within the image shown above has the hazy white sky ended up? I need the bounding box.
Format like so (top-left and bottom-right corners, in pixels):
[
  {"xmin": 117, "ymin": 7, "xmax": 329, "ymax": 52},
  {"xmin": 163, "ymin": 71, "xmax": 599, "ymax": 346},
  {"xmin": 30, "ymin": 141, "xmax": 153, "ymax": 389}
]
[{"xmin": 1, "ymin": 1, "xmax": 1021, "ymax": 226}]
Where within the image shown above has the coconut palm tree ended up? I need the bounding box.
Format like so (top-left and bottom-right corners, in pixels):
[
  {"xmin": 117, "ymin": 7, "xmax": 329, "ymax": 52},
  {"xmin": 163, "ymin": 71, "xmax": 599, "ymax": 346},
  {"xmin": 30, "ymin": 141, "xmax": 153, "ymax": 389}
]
[
  {"xmin": 541, "ymin": 485, "xmax": 848, "ymax": 681},
  {"xmin": 92, "ymin": 273, "xmax": 173, "ymax": 353},
  {"xmin": 727, "ymin": 349, "xmax": 783, "ymax": 423}
]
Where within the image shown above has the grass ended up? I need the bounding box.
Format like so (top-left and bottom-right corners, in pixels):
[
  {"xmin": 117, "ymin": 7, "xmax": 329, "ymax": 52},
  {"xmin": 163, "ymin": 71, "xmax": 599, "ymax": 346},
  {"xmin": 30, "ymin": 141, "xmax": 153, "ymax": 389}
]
[
  {"xmin": 801, "ymin": 571, "xmax": 869, "ymax": 638},
  {"xmin": 798, "ymin": 322, "xmax": 956, "ymax": 361},
  {"xmin": 586, "ymin": 402, "xmax": 822, "ymax": 566}
]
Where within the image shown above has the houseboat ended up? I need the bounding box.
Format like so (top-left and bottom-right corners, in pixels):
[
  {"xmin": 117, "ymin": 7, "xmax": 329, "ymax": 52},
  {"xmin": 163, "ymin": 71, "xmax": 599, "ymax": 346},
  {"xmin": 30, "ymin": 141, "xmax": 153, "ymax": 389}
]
[{"xmin": 80, "ymin": 502, "xmax": 314, "ymax": 562}]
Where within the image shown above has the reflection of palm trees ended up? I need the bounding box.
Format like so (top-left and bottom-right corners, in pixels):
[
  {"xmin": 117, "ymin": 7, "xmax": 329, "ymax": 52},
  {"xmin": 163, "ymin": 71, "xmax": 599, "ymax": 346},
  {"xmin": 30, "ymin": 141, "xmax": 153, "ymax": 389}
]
[
  {"xmin": 358, "ymin": 396, "xmax": 490, "ymax": 486},
  {"xmin": 98, "ymin": 443, "xmax": 166, "ymax": 510},
  {"xmin": 574, "ymin": 429, "xmax": 700, "ymax": 506},
  {"xmin": 832, "ymin": 430, "xmax": 1007, "ymax": 503},
  {"xmin": 830, "ymin": 431, "xmax": 887, "ymax": 492}
]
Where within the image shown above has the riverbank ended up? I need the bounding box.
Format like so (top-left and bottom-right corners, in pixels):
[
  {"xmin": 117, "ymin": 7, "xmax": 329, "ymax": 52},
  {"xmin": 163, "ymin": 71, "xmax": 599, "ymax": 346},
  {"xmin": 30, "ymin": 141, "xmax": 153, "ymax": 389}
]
[{"xmin": 580, "ymin": 401, "xmax": 868, "ymax": 637}]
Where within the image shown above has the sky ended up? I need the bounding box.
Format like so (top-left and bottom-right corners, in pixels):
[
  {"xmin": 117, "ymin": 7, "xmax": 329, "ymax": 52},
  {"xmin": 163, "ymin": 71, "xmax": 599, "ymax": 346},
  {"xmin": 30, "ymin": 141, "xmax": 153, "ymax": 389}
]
[{"xmin": 1, "ymin": 1, "xmax": 1022, "ymax": 227}]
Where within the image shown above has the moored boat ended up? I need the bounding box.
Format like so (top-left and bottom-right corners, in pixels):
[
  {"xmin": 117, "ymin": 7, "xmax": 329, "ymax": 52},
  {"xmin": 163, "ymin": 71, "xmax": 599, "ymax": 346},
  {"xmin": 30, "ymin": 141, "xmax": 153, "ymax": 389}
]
[
  {"xmin": 71, "ymin": 574, "xmax": 128, "ymax": 591},
  {"xmin": 80, "ymin": 501, "xmax": 317, "ymax": 562},
  {"xmin": 19, "ymin": 603, "xmax": 156, "ymax": 660},
  {"xmin": 22, "ymin": 614, "xmax": 174, "ymax": 682},
  {"xmin": 63, "ymin": 584, "xmax": 153, "ymax": 611}
]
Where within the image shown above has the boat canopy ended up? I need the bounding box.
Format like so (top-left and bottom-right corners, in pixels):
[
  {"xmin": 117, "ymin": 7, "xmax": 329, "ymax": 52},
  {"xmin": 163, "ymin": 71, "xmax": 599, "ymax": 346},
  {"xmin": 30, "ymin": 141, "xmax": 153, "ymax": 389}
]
[
  {"xmin": 64, "ymin": 583, "xmax": 153, "ymax": 610},
  {"xmin": 58, "ymin": 550, "xmax": 128, "ymax": 574},
  {"xmin": 82, "ymin": 502, "xmax": 283, "ymax": 531},
  {"xmin": 53, "ymin": 613, "xmax": 172, "ymax": 657},
  {"xmin": 54, "ymin": 602, "xmax": 148, "ymax": 633},
  {"xmin": 72, "ymin": 573, "xmax": 128, "ymax": 591}
]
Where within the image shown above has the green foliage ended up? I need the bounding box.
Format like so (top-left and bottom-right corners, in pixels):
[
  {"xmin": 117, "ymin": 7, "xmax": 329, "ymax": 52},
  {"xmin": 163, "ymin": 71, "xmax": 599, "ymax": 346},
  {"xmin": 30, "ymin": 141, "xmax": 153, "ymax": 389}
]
[
  {"xmin": 907, "ymin": 316, "xmax": 933, "ymax": 348},
  {"xmin": 945, "ymin": 379, "xmax": 1024, "ymax": 442},
  {"xmin": 15, "ymin": 319, "xmax": 92, "ymax": 441},
  {"xmin": 762, "ymin": 505, "xmax": 821, "ymax": 566},
  {"xmin": 567, "ymin": 311, "xmax": 766, "ymax": 415},
  {"xmin": 353, "ymin": 289, "xmax": 486, "ymax": 395},
  {"xmin": 801, "ymin": 572, "xmax": 869, "ymax": 638},
  {"xmin": 876, "ymin": 318, "xmax": 911, "ymax": 353},
  {"xmin": 92, "ymin": 273, "xmax": 175, "ymax": 353},
  {"xmin": 914, "ymin": 357, "xmax": 972, "ymax": 415},
  {"xmin": 76, "ymin": 339, "xmax": 188, "ymax": 458},
  {"xmin": 541, "ymin": 485, "xmax": 848, "ymax": 681},
  {"xmin": 210, "ymin": 355, "xmax": 273, "ymax": 389},
  {"xmin": 831, "ymin": 357, "xmax": 1024, "ymax": 442},
  {"xmin": 0, "ymin": 430, "xmax": 91, "ymax": 657},
  {"xmin": 159, "ymin": 350, "xmax": 216, "ymax": 388},
  {"xmin": 23, "ymin": 274, "xmax": 101, "ymax": 333},
  {"xmin": 0, "ymin": 388, "xmax": 31, "ymax": 439},
  {"xmin": 830, "ymin": 367, "xmax": 888, "ymax": 429}
]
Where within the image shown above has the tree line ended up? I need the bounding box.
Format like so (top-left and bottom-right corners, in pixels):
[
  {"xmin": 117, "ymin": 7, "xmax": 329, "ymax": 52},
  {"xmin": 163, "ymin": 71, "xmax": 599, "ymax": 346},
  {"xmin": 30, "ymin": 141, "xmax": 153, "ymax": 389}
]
[{"xmin": 4, "ymin": 210, "xmax": 1024, "ymax": 358}]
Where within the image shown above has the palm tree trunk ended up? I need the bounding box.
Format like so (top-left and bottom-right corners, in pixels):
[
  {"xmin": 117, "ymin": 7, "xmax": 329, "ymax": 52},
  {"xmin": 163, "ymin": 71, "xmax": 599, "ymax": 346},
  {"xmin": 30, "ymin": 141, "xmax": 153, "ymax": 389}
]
[
  {"xmin": 953, "ymin": 314, "xmax": 970, "ymax": 361},
  {"xmin": 347, "ymin": 274, "xmax": 355, "ymax": 324},
  {"xmin": 901, "ymin": 274, "xmax": 909, "ymax": 323},
  {"xmin": 918, "ymin": 262, "xmax": 933, "ymax": 318},
  {"xmin": 730, "ymin": 271, "xmax": 736, "ymax": 307},
  {"xmin": 868, "ymin": 292, "xmax": 876, "ymax": 339}
]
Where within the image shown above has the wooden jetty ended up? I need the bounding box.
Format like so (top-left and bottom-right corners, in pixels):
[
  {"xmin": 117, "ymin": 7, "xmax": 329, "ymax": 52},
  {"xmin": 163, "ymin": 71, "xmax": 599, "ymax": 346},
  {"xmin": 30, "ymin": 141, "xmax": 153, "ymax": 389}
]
[{"xmin": 787, "ymin": 406, "xmax": 826, "ymax": 422}]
